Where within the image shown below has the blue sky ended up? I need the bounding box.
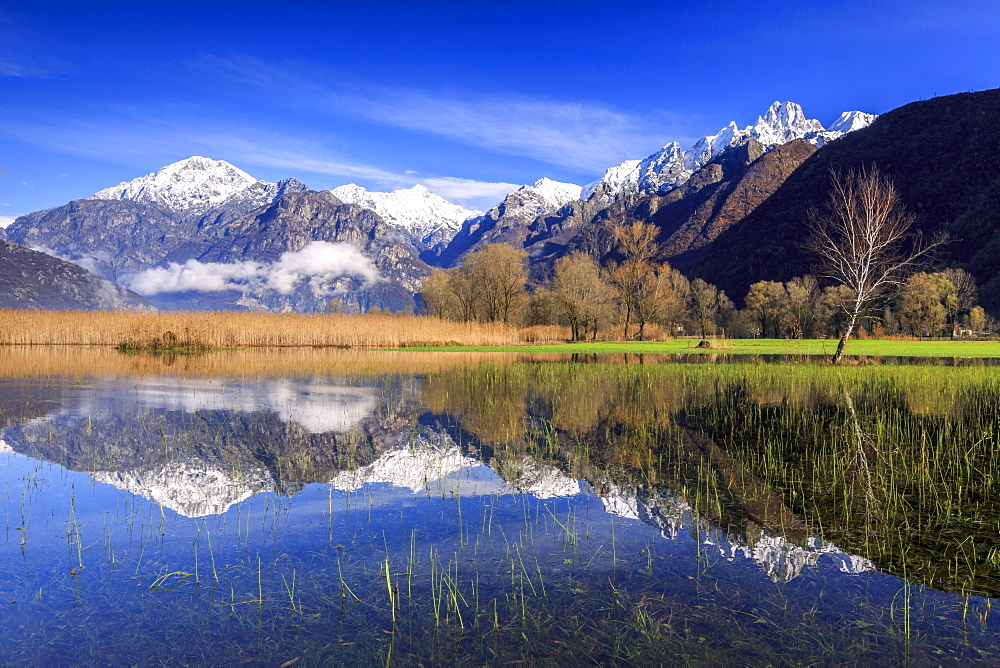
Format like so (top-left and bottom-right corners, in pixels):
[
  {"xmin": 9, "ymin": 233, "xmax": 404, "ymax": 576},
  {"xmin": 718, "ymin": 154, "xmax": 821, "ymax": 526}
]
[{"xmin": 2, "ymin": 0, "xmax": 998, "ymax": 218}]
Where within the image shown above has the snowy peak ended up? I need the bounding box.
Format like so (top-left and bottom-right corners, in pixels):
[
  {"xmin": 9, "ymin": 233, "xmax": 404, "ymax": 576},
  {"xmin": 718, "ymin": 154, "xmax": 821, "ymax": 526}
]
[
  {"xmin": 511, "ymin": 178, "xmax": 582, "ymax": 213},
  {"xmin": 587, "ymin": 101, "xmax": 878, "ymax": 204},
  {"xmin": 91, "ymin": 156, "xmax": 262, "ymax": 212},
  {"xmin": 328, "ymin": 183, "xmax": 480, "ymax": 246},
  {"xmin": 583, "ymin": 141, "xmax": 688, "ymax": 204},
  {"xmin": 751, "ymin": 101, "xmax": 824, "ymax": 146},
  {"xmin": 827, "ymin": 110, "xmax": 878, "ymax": 135},
  {"xmin": 477, "ymin": 177, "xmax": 582, "ymax": 225},
  {"xmin": 581, "ymin": 160, "xmax": 641, "ymax": 201}
]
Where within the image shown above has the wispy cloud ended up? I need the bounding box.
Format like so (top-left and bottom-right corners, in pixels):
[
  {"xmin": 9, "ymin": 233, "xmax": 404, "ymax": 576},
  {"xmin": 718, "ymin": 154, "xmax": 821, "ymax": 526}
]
[
  {"xmin": 0, "ymin": 58, "xmax": 67, "ymax": 79},
  {"xmin": 1, "ymin": 61, "xmax": 39, "ymax": 78},
  {"xmin": 3, "ymin": 115, "xmax": 518, "ymax": 208},
  {"xmin": 196, "ymin": 55, "xmax": 689, "ymax": 173}
]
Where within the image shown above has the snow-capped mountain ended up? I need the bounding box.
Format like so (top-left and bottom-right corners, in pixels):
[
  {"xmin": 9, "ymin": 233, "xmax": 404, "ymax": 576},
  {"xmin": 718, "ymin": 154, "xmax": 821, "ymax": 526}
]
[
  {"xmin": 496, "ymin": 177, "xmax": 583, "ymax": 219},
  {"xmin": 91, "ymin": 156, "xmax": 265, "ymax": 212},
  {"xmin": 583, "ymin": 101, "xmax": 877, "ymax": 204},
  {"xmin": 823, "ymin": 110, "xmax": 879, "ymax": 141},
  {"xmin": 329, "ymin": 183, "xmax": 480, "ymax": 248}
]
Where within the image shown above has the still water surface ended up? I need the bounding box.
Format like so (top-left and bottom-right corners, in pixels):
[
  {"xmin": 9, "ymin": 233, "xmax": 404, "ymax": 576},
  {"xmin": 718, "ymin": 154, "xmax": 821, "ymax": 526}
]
[{"xmin": 0, "ymin": 348, "xmax": 998, "ymax": 664}]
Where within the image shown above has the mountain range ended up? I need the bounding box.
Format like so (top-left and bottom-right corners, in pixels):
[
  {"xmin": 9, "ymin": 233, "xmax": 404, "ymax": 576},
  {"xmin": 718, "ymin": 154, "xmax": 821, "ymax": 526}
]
[{"xmin": 13, "ymin": 91, "xmax": 1000, "ymax": 312}]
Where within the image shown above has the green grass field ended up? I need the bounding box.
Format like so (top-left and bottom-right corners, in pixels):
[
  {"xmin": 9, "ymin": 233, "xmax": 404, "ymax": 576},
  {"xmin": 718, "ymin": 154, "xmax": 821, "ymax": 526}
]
[{"xmin": 405, "ymin": 338, "xmax": 1000, "ymax": 358}]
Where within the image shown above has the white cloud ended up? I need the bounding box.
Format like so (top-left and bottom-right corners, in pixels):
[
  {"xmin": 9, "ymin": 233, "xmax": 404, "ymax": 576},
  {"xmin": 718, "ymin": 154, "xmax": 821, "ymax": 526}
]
[
  {"xmin": 0, "ymin": 215, "xmax": 17, "ymax": 229},
  {"xmin": 124, "ymin": 241, "xmax": 378, "ymax": 296},
  {"xmin": 28, "ymin": 244, "xmax": 104, "ymax": 274}
]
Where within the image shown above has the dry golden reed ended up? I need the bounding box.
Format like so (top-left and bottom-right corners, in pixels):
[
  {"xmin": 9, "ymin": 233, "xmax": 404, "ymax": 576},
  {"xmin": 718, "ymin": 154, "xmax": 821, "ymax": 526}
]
[
  {"xmin": 0, "ymin": 345, "xmax": 570, "ymax": 379},
  {"xmin": 0, "ymin": 309, "xmax": 569, "ymax": 348}
]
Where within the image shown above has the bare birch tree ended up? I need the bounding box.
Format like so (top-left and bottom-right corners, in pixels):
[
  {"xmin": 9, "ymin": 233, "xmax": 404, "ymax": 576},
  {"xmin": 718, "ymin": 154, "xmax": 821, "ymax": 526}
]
[{"xmin": 808, "ymin": 167, "xmax": 946, "ymax": 363}]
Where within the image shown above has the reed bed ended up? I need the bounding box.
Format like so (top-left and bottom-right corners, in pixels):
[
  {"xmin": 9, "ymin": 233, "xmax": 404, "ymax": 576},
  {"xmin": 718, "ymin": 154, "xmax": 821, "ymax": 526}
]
[{"xmin": 0, "ymin": 309, "xmax": 568, "ymax": 348}]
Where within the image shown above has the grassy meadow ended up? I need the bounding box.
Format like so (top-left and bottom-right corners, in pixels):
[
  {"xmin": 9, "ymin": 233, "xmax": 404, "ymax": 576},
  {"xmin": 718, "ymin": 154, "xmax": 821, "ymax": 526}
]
[{"xmin": 413, "ymin": 337, "xmax": 1000, "ymax": 358}]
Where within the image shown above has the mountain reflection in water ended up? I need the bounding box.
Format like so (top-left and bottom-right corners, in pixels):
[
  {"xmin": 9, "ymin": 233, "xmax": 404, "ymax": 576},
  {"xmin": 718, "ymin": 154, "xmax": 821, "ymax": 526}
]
[{"xmin": 0, "ymin": 373, "xmax": 873, "ymax": 581}]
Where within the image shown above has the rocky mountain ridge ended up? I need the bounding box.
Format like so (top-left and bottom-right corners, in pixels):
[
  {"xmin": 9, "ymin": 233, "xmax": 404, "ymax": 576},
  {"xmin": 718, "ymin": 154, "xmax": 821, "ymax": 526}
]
[{"xmin": 437, "ymin": 101, "xmax": 874, "ymax": 270}]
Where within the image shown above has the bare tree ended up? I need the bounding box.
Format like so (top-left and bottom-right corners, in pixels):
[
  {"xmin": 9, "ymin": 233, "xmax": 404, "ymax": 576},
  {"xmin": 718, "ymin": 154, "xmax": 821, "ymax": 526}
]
[{"xmin": 808, "ymin": 167, "xmax": 946, "ymax": 363}]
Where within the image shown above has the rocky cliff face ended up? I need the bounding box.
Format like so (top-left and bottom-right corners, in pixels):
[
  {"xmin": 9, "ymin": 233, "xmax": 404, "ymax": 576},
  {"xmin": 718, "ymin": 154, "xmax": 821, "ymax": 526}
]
[{"xmin": 0, "ymin": 240, "xmax": 150, "ymax": 310}]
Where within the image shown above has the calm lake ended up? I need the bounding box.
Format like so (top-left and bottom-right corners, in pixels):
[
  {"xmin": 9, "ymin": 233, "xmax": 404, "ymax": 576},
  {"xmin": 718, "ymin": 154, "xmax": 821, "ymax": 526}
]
[{"xmin": 0, "ymin": 347, "xmax": 998, "ymax": 665}]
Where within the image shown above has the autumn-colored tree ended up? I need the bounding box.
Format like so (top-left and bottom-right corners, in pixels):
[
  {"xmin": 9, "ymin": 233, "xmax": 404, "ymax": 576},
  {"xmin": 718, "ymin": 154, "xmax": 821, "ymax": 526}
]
[
  {"xmin": 784, "ymin": 275, "xmax": 820, "ymax": 338},
  {"xmin": 632, "ymin": 266, "xmax": 684, "ymax": 340},
  {"xmin": 899, "ymin": 272, "xmax": 948, "ymax": 336},
  {"xmin": 457, "ymin": 243, "xmax": 529, "ymax": 324},
  {"xmin": 550, "ymin": 253, "xmax": 616, "ymax": 340},
  {"xmin": 744, "ymin": 281, "xmax": 787, "ymax": 338},
  {"xmin": 607, "ymin": 221, "xmax": 661, "ymax": 339},
  {"xmin": 816, "ymin": 284, "xmax": 857, "ymax": 338},
  {"xmin": 942, "ymin": 268, "xmax": 978, "ymax": 336},
  {"xmin": 690, "ymin": 278, "xmax": 720, "ymax": 336},
  {"xmin": 969, "ymin": 306, "xmax": 987, "ymax": 335},
  {"xmin": 420, "ymin": 269, "xmax": 460, "ymax": 319},
  {"xmin": 421, "ymin": 243, "xmax": 529, "ymax": 324}
]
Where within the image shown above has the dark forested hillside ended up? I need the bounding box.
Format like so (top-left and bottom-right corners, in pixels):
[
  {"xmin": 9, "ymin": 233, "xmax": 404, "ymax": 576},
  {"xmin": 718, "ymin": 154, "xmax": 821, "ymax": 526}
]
[{"xmin": 682, "ymin": 88, "xmax": 1000, "ymax": 311}]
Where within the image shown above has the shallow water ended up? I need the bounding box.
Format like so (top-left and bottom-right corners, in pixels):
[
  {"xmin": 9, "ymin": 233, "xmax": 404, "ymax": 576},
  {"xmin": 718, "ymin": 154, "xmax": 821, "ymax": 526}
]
[{"xmin": 0, "ymin": 349, "xmax": 998, "ymax": 665}]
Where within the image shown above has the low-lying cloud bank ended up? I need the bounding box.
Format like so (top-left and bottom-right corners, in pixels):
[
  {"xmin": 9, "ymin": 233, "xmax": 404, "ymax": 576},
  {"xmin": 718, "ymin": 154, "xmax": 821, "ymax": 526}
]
[{"xmin": 125, "ymin": 241, "xmax": 378, "ymax": 296}]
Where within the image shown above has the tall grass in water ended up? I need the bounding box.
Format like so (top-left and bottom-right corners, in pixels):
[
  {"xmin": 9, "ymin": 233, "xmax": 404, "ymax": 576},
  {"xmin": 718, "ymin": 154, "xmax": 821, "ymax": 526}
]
[
  {"xmin": 0, "ymin": 309, "xmax": 569, "ymax": 348},
  {"xmin": 421, "ymin": 361, "xmax": 1000, "ymax": 597}
]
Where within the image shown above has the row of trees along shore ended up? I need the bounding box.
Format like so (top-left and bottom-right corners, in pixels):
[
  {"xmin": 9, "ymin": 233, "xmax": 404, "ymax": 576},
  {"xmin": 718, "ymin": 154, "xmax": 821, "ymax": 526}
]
[{"xmin": 422, "ymin": 169, "xmax": 992, "ymax": 347}]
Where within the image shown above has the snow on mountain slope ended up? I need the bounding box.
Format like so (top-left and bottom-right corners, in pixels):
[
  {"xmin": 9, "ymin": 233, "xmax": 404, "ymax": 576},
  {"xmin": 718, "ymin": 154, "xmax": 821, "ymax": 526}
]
[
  {"xmin": 586, "ymin": 102, "xmax": 877, "ymax": 204},
  {"xmin": 827, "ymin": 110, "xmax": 877, "ymax": 134},
  {"xmin": 329, "ymin": 183, "xmax": 480, "ymax": 246},
  {"xmin": 488, "ymin": 177, "xmax": 582, "ymax": 221},
  {"xmin": 330, "ymin": 434, "xmax": 481, "ymax": 493},
  {"xmin": 581, "ymin": 160, "xmax": 641, "ymax": 201},
  {"xmin": 618, "ymin": 484, "xmax": 874, "ymax": 582},
  {"xmin": 92, "ymin": 460, "xmax": 275, "ymax": 518},
  {"xmin": 90, "ymin": 156, "xmax": 262, "ymax": 212}
]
